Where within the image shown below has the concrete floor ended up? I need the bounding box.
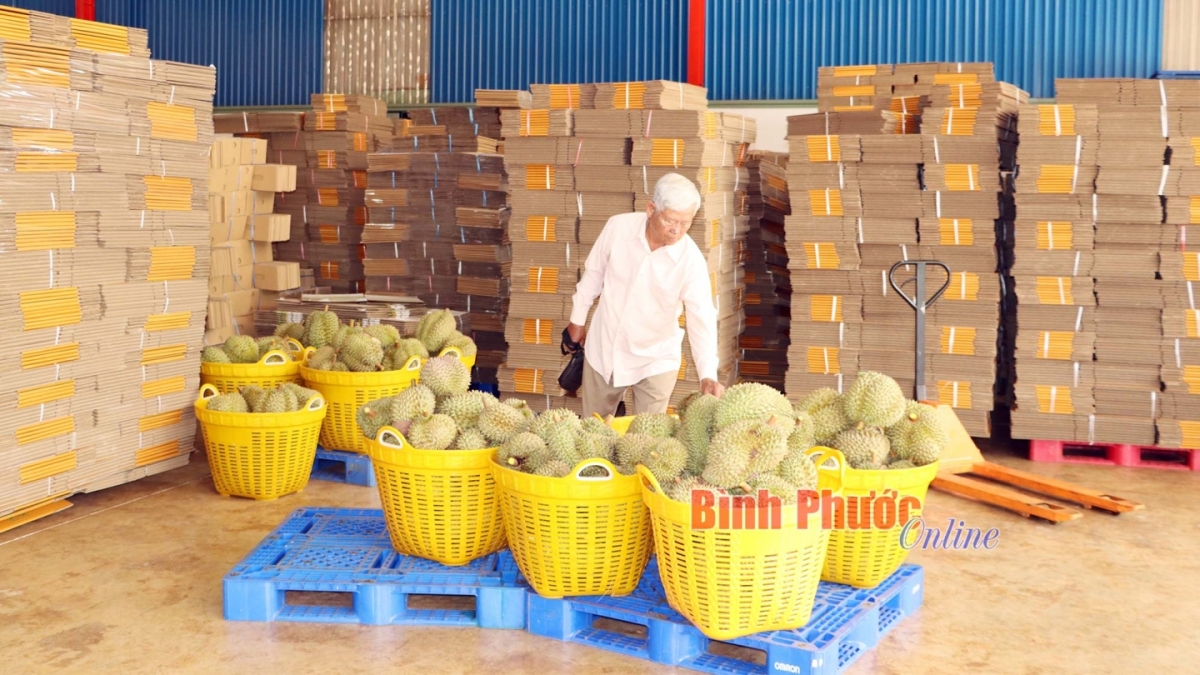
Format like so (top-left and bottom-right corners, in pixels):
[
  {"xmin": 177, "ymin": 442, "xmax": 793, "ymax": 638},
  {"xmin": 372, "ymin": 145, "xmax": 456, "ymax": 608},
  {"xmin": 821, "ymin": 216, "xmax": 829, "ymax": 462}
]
[{"xmin": 1, "ymin": 441, "xmax": 1197, "ymax": 675}]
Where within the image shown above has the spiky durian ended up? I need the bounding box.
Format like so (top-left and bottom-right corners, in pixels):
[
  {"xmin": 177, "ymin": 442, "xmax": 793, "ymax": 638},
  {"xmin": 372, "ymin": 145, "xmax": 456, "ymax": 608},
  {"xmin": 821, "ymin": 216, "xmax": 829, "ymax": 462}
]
[
  {"xmin": 340, "ymin": 333, "xmax": 385, "ymax": 372},
  {"xmin": 454, "ymin": 428, "xmax": 490, "ymax": 450},
  {"xmin": 497, "ymin": 432, "xmax": 547, "ymax": 469},
  {"xmin": 364, "ymin": 324, "xmax": 401, "ymax": 351},
  {"xmin": 833, "ymin": 423, "xmax": 892, "ymax": 470},
  {"xmin": 223, "ymin": 335, "xmax": 260, "ymax": 364},
  {"xmin": 478, "ymin": 401, "xmax": 530, "ymax": 444},
  {"xmin": 436, "ymin": 391, "xmax": 496, "ymax": 429},
  {"xmin": 389, "ymin": 385, "xmax": 436, "ymax": 422},
  {"xmin": 407, "ymin": 414, "xmax": 457, "ymax": 450},
  {"xmin": 628, "ymin": 413, "xmax": 679, "ymax": 438},
  {"xmin": 711, "ymin": 382, "xmax": 796, "ymax": 435},
  {"xmin": 415, "ymin": 309, "xmax": 457, "ymax": 353},
  {"xmin": 420, "ymin": 355, "xmax": 470, "ymax": 398},
  {"xmin": 642, "ymin": 437, "xmax": 689, "ymax": 484},
  {"xmin": 443, "ymin": 331, "xmax": 478, "ymax": 358},
  {"xmin": 843, "ymin": 371, "xmax": 907, "ymax": 428},
  {"xmin": 775, "ymin": 447, "xmax": 819, "ymax": 491},
  {"xmin": 357, "ymin": 397, "xmax": 394, "ymax": 440},
  {"xmin": 206, "ymin": 393, "xmax": 249, "ymax": 413},
  {"xmin": 302, "ymin": 311, "xmax": 340, "ymax": 348},
  {"xmin": 200, "ymin": 346, "xmax": 230, "ymax": 364},
  {"xmin": 676, "ymin": 393, "xmax": 719, "ymax": 475}
]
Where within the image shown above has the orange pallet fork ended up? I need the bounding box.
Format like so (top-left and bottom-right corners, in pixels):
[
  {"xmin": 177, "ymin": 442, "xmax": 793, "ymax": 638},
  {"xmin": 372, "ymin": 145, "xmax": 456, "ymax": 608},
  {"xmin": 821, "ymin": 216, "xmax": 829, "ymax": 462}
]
[{"xmin": 888, "ymin": 260, "xmax": 1143, "ymax": 523}]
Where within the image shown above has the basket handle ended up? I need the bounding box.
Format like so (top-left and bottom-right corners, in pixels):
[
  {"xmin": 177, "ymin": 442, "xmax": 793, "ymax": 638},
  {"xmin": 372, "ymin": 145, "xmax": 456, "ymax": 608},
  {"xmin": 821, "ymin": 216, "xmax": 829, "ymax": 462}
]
[
  {"xmin": 300, "ymin": 345, "xmax": 316, "ymax": 365},
  {"xmin": 197, "ymin": 383, "xmax": 219, "ymax": 404},
  {"xmin": 636, "ymin": 464, "xmax": 664, "ymax": 494},
  {"xmin": 258, "ymin": 349, "xmax": 291, "ymax": 366},
  {"xmin": 376, "ymin": 425, "xmax": 410, "ymax": 449},
  {"xmin": 807, "ymin": 446, "xmax": 847, "ymax": 491},
  {"xmin": 439, "ymin": 345, "xmax": 463, "ymax": 359},
  {"xmin": 284, "ymin": 337, "xmax": 304, "ymax": 353},
  {"xmin": 403, "ymin": 355, "xmax": 422, "ymax": 371},
  {"xmin": 304, "ymin": 394, "xmax": 325, "ymax": 411},
  {"xmin": 571, "ymin": 458, "xmax": 619, "ymax": 482}
]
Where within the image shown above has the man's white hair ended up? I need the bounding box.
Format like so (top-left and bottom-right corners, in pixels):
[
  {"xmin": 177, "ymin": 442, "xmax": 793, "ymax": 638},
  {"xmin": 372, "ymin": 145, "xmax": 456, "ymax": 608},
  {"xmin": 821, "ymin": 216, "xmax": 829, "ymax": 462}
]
[{"xmin": 652, "ymin": 172, "xmax": 702, "ymax": 214}]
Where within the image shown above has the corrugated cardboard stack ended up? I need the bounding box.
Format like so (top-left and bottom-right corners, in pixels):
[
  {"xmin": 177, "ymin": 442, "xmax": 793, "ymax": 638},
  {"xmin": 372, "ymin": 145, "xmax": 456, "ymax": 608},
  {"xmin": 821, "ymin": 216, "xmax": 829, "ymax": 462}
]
[
  {"xmin": 323, "ymin": 0, "xmax": 430, "ymax": 106},
  {"xmin": 0, "ymin": 8, "xmax": 215, "ymax": 524},
  {"xmin": 270, "ymin": 94, "xmax": 394, "ymax": 294},
  {"xmin": 786, "ymin": 63, "xmax": 1022, "ymax": 436},
  {"xmin": 205, "ymin": 138, "xmax": 299, "ymax": 344},
  {"xmin": 497, "ymin": 81, "xmax": 750, "ymax": 413},
  {"xmin": 629, "ymin": 98, "xmax": 755, "ymax": 408},
  {"xmin": 1009, "ymin": 101, "xmax": 1102, "ymax": 443},
  {"xmin": 362, "ymin": 104, "xmax": 508, "ymax": 381},
  {"xmin": 499, "ymin": 85, "xmax": 599, "ymax": 413},
  {"xmin": 740, "ymin": 152, "xmax": 791, "ymax": 389}
]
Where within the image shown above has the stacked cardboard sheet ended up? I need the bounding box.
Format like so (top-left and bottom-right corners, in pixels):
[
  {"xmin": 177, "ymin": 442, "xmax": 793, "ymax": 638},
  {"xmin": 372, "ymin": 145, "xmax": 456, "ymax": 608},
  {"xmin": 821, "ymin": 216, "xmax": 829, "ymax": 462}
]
[
  {"xmin": 265, "ymin": 95, "xmax": 394, "ymax": 294},
  {"xmin": 205, "ymin": 138, "xmax": 299, "ymax": 344},
  {"xmin": 498, "ymin": 80, "xmax": 754, "ymax": 413},
  {"xmin": 739, "ymin": 152, "xmax": 792, "ymax": 389},
  {"xmin": 362, "ymin": 104, "xmax": 508, "ymax": 381},
  {"xmin": 786, "ymin": 62, "xmax": 1021, "ymax": 436},
  {"xmin": 0, "ymin": 13, "xmax": 215, "ymax": 525}
]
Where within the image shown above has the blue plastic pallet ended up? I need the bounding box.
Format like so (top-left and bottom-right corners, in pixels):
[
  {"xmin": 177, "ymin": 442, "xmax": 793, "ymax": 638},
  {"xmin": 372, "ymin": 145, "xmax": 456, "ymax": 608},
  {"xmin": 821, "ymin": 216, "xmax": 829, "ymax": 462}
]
[
  {"xmin": 223, "ymin": 508, "xmax": 526, "ymax": 628},
  {"xmin": 527, "ymin": 559, "xmax": 923, "ymax": 675},
  {"xmin": 310, "ymin": 447, "xmax": 376, "ymax": 487}
]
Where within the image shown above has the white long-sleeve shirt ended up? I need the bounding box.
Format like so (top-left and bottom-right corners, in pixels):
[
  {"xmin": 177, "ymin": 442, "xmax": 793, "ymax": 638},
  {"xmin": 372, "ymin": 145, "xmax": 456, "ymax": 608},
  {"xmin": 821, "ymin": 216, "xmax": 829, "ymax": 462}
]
[{"xmin": 570, "ymin": 212, "xmax": 719, "ymax": 388}]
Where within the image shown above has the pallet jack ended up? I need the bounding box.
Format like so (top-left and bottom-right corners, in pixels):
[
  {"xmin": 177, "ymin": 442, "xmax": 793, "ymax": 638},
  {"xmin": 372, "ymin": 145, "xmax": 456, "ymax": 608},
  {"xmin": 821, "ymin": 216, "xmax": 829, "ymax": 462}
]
[{"xmin": 888, "ymin": 260, "xmax": 1144, "ymax": 523}]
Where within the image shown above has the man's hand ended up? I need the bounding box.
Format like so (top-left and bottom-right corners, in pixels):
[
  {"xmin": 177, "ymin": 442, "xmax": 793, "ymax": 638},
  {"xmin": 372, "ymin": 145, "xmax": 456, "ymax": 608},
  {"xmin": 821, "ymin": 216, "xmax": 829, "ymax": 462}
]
[
  {"xmin": 567, "ymin": 323, "xmax": 587, "ymax": 348},
  {"xmin": 700, "ymin": 378, "xmax": 724, "ymax": 398}
]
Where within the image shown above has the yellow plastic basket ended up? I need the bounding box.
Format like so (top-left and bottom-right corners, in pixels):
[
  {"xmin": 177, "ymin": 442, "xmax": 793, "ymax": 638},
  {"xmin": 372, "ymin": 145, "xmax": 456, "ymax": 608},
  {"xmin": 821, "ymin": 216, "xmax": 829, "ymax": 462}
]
[
  {"xmin": 821, "ymin": 460, "xmax": 939, "ymax": 588},
  {"xmin": 199, "ymin": 339, "xmax": 305, "ymax": 394},
  {"xmin": 638, "ymin": 447, "xmax": 846, "ymax": 641},
  {"xmin": 299, "ymin": 351, "xmax": 423, "ymax": 453},
  {"xmin": 491, "ymin": 457, "xmax": 653, "ymax": 599},
  {"xmin": 363, "ymin": 426, "xmax": 506, "ymax": 566},
  {"xmin": 194, "ymin": 383, "xmax": 327, "ymax": 500}
]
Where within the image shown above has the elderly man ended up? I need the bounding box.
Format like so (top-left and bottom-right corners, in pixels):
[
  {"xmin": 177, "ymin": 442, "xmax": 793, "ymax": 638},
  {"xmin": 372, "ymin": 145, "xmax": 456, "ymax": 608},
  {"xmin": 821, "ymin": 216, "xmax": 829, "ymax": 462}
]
[{"xmin": 567, "ymin": 172, "xmax": 725, "ymax": 417}]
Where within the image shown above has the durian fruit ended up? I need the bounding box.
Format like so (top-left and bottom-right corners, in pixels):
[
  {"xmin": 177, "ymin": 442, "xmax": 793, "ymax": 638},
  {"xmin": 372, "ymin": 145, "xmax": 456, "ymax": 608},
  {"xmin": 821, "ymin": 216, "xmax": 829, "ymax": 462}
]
[
  {"xmin": 533, "ymin": 459, "xmax": 572, "ymax": 478},
  {"xmin": 303, "ymin": 310, "xmax": 341, "ymax": 348},
  {"xmin": 642, "ymin": 437, "xmax": 689, "ymax": 483},
  {"xmin": 574, "ymin": 432, "xmax": 615, "ymax": 462},
  {"xmin": 357, "ymin": 398, "xmax": 394, "ymax": 440},
  {"xmin": 675, "ymin": 391, "xmax": 704, "ymax": 418},
  {"xmin": 665, "ymin": 474, "xmax": 705, "ymax": 502},
  {"xmin": 711, "ymin": 382, "xmax": 796, "ymax": 435},
  {"xmin": 241, "ymin": 385, "xmax": 268, "ymax": 413},
  {"xmin": 390, "ymin": 385, "xmax": 436, "ymax": 422},
  {"xmin": 746, "ymin": 417, "xmax": 790, "ymax": 475},
  {"xmin": 580, "ymin": 416, "xmax": 619, "ymax": 440},
  {"xmin": 628, "ymin": 413, "xmax": 679, "ymax": 438},
  {"xmin": 282, "ymin": 383, "xmax": 320, "ymax": 406},
  {"xmin": 262, "ymin": 390, "xmax": 292, "ymax": 413},
  {"xmin": 364, "ymin": 324, "xmax": 401, "ymax": 351},
  {"xmin": 207, "ymin": 392, "xmax": 249, "ymax": 413},
  {"xmin": 775, "ymin": 447, "xmax": 819, "ymax": 491},
  {"xmin": 454, "ymin": 428, "xmax": 490, "ymax": 450},
  {"xmin": 436, "ymin": 391, "xmax": 496, "ymax": 430},
  {"xmin": 443, "ymin": 331, "xmax": 478, "ymax": 358},
  {"xmin": 503, "ymin": 398, "xmax": 536, "ymax": 422},
  {"xmin": 541, "ymin": 424, "xmax": 582, "ymax": 466},
  {"xmin": 274, "ymin": 322, "xmax": 306, "ymax": 341},
  {"xmin": 224, "ymin": 335, "xmax": 260, "ymax": 364},
  {"xmin": 843, "ymin": 371, "xmax": 907, "ymax": 428},
  {"xmin": 305, "ymin": 346, "xmax": 337, "ymax": 371},
  {"xmin": 392, "ymin": 338, "xmax": 430, "ymax": 367},
  {"xmin": 420, "ymin": 355, "xmax": 470, "ymax": 398},
  {"xmin": 497, "ymin": 432, "xmax": 547, "ymax": 469},
  {"xmin": 801, "ymin": 388, "xmax": 851, "ymax": 444},
  {"xmin": 415, "ymin": 309, "xmax": 457, "ymax": 354},
  {"xmin": 530, "ymin": 408, "xmax": 582, "ymax": 437},
  {"xmin": 478, "ymin": 401, "xmax": 530, "ymax": 444},
  {"xmin": 742, "ymin": 473, "xmax": 801, "ymax": 505},
  {"xmin": 703, "ymin": 419, "xmax": 789, "ymax": 489},
  {"xmin": 887, "ymin": 401, "xmax": 947, "ymax": 467},
  {"xmin": 676, "ymin": 393, "xmax": 719, "ymax": 475},
  {"xmin": 833, "ymin": 423, "xmax": 892, "ymax": 470},
  {"xmin": 255, "ymin": 336, "xmax": 289, "ymax": 360},
  {"xmin": 331, "ymin": 362, "xmax": 350, "ymax": 372},
  {"xmin": 889, "ymin": 459, "xmax": 916, "ymax": 470},
  {"xmin": 615, "ymin": 433, "xmax": 656, "ymax": 473},
  {"xmin": 340, "ymin": 333, "xmax": 385, "ymax": 372},
  {"xmin": 200, "ymin": 346, "xmax": 231, "ymax": 363},
  {"xmin": 788, "ymin": 410, "xmax": 816, "ymax": 452},
  {"xmin": 407, "ymin": 414, "xmax": 458, "ymax": 450}
]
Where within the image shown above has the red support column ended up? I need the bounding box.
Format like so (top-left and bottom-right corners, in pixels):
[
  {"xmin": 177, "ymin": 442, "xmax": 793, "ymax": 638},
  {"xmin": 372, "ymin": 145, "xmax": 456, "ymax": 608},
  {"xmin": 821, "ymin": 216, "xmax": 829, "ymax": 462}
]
[
  {"xmin": 75, "ymin": 0, "xmax": 95, "ymax": 21},
  {"xmin": 687, "ymin": 0, "xmax": 705, "ymax": 86}
]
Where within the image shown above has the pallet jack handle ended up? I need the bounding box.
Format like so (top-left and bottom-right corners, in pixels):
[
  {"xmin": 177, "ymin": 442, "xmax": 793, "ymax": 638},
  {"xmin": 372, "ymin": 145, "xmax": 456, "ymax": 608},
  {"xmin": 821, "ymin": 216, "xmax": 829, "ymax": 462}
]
[{"xmin": 888, "ymin": 260, "xmax": 951, "ymax": 401}]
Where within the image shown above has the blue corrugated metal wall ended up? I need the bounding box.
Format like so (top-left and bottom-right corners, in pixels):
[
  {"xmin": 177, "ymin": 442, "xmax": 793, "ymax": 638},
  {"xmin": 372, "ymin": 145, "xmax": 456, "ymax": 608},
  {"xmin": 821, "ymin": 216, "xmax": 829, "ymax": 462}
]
[
  {"xmin": 431, "ymin": 0, "xmax": 688, "ymax": 103},
  {"xmin": 708, "ymin": 0, "xmax": 1164, "ymax": 100},
  {"xmin": 96, "ymin": 0, "xmax": 323, "ymax": 107},
  {"xmin": 2, "ymin": 0, "xmax": 75, "ymax": 16}
]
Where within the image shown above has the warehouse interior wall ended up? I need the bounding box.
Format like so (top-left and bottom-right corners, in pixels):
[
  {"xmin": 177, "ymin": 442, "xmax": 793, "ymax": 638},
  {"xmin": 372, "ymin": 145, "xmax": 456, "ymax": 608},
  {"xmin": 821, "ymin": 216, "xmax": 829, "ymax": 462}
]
[
  {"xmin": 1162, "ymin": 0, "xmax": 1200, "ymax": 70},
  {"xmin": 707, "ymin": 106, "xmax": 815, "ymax": 154}
]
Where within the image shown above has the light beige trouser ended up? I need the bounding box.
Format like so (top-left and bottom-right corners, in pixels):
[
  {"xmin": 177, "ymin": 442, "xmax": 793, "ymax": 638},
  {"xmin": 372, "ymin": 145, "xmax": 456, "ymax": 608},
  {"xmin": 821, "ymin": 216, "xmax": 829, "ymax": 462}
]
[{"xmin": 581, "ymin": 359, "xmax": 678, "ymax": 418}]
